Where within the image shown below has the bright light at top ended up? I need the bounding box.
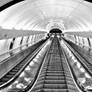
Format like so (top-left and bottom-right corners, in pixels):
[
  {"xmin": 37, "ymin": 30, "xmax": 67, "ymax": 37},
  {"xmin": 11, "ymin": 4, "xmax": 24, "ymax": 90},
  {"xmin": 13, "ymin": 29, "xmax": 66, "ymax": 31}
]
[{"xmin": 0, "ymin": 0, "xmax": 92, "ymax": 32}]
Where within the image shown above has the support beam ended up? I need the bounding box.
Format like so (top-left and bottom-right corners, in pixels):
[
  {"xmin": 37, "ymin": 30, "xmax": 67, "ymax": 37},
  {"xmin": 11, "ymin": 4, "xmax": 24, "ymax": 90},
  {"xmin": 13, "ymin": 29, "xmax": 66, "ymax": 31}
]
[
  {"xmin": 78, "ymin": 36, "xmax": 80, "ymax": 45},
  {"xmin": 31, "ymin": 35, "xmax": 34, "ymax": 44},
  {"xmin": 74, "ymin": 35, "xmax": 77, "ymax": 43},
  {"xmin": 26, "ymin": 36, "xmax": 29, "ymax": 47},
  {"xmin": 82, "ymin": 38, "xmax": 84, "ymax": 45},
  {"xmin": 82, "ymin": 38, "xmax": 85, "ymax": 48}
]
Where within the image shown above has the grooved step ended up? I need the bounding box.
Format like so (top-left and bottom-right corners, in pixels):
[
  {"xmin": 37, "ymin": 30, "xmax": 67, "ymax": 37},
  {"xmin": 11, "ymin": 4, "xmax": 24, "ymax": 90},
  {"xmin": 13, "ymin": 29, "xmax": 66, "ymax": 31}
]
[{"xmin": 30, "ymin": 36, "xmax": 79, "ymax": 92}]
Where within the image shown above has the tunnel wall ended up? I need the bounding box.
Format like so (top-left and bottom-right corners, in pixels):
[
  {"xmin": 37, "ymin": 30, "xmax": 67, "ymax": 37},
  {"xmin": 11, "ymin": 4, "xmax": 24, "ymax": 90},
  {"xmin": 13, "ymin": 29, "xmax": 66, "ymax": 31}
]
[
  {"xmin": 64, "ymin": 34, "xmax": 92, "ymax": 50},
  {"xmin": 0, "ymin": 33, "xmax": 46, "ymax": 62}
]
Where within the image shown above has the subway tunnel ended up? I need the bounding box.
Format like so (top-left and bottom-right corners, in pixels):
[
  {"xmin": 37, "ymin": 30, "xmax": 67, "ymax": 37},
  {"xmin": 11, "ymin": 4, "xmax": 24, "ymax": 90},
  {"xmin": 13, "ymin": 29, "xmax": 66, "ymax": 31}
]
[{"xmin": 0, "ymin": 0, "xmax": 92, "ymax": 92}]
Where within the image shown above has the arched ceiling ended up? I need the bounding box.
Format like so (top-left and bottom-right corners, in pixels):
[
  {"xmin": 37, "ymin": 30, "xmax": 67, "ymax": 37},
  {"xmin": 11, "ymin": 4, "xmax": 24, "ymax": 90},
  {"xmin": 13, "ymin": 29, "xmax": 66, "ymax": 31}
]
[{"xmin": 0, "ymin": 0, "xmax": 92, "ymax": 32}]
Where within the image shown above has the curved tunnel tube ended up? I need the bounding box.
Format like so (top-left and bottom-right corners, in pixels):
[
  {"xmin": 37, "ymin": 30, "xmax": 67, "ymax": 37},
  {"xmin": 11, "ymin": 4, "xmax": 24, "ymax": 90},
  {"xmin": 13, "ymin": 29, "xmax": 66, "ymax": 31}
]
[{"xmin": 0, "ymin": 0, "xmax": 92, "ymax": 91}]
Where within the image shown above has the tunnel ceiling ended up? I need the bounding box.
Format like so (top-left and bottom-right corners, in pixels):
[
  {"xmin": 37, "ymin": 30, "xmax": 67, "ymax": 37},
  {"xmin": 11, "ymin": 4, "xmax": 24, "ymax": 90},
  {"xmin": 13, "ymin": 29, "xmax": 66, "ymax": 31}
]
[{"xmin": 0, "ymin": 0, "xmax": 92, "ymax": 33}]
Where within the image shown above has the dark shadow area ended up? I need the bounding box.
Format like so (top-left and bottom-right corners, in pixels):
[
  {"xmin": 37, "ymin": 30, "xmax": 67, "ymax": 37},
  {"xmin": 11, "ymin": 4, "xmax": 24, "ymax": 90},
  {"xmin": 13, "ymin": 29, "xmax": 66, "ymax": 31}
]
[
  {"xmin": 9, "ymin": 38, "xmax": 15, "ymax": 50},
  {"xmin": 0, "ymin": 0, "xmax": 24, "ymax": 11},
  {"xmin": 49, "ymin": 28, "xmax": 62, "ymax": 33},
  {"xmin": 85, "ymin": 0, "xmax": 92, "ymax": 3}
]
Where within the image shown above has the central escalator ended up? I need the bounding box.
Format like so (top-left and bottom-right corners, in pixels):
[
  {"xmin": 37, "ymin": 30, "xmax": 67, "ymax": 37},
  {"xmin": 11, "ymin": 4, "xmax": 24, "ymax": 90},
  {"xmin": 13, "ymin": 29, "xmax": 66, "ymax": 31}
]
[{"xmin": 29, "ymin": 35, "xmax": 79, "ymax": 92}]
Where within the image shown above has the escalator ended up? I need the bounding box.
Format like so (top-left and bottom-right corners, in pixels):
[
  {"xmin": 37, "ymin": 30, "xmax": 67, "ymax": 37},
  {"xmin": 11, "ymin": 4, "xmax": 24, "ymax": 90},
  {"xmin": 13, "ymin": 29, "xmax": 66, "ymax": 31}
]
[
  {"xmin": 0, "ymin": 39, "xmax": 47, "ymax": 89},
  {"xmin": 28, "ymin": 36, "xmax": 79, "ymax": 92}
]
